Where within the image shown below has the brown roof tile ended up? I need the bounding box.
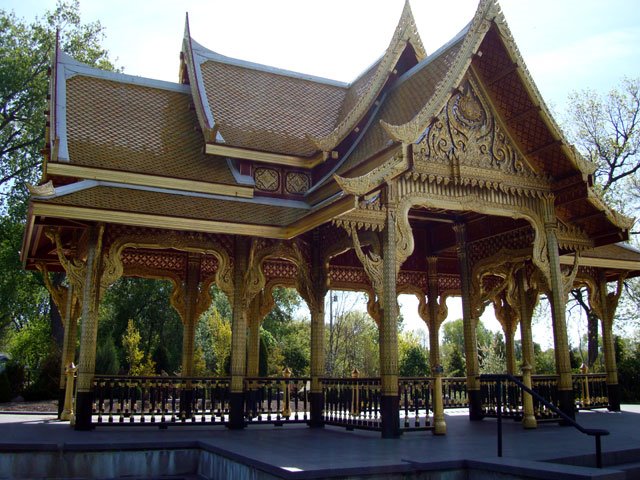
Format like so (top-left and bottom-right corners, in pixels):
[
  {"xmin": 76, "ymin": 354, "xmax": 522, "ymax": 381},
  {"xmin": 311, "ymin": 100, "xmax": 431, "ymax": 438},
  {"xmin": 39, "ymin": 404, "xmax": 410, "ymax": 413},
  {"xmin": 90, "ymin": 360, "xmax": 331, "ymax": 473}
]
[
  {"xmin": 65, "ymin": 76, "xmax": 237, "ymax": 185},
  {"xmin": 337, "ymin": 37, "xmax": 464, "ymax": 175},
  {"xmin": 200, "ymin": 60, "xmax": 346, "ymax": 156},
  {"xmin": 45, "ymin": 186, "xmax": 308, "ymax": 226}
]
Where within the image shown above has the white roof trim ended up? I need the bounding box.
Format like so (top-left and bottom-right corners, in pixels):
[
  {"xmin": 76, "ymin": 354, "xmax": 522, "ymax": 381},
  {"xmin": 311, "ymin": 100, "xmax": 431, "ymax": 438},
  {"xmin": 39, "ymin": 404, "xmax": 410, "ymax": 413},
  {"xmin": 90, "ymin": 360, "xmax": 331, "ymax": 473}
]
[
  {"xmin": 37, "ymin": 179, "xmax": 311, "ymax": 210},
  {"xmin": 58, "ymin": 51, "xmax": 190, "ymax": 94},
  {"xmin": 190, "ymin": 37, "xmax": 349, "ymax": 88}
]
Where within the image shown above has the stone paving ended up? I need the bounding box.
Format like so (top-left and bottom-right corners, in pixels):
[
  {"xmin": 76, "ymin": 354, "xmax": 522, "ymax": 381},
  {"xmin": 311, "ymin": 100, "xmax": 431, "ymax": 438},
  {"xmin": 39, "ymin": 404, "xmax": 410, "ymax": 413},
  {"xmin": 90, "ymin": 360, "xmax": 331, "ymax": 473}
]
[{"xmin": 2, "ymin": 406, "xmax": 640, "ymax": 478}]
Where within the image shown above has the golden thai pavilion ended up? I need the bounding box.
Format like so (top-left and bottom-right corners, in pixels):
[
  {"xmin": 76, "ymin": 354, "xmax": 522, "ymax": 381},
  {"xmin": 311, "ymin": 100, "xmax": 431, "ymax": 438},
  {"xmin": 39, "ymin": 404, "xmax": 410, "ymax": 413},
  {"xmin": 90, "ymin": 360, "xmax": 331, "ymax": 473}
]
[{"xmin": 22, "ymin": 1, "xmax": 640, "ymax": 436}]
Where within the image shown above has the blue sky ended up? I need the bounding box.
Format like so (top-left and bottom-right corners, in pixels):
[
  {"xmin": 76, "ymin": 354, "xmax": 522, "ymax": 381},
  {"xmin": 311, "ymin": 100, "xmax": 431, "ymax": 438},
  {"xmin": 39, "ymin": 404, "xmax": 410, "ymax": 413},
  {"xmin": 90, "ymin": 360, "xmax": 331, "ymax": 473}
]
[
  {"xmin": 7, "ymin": 0, "xmax": 640, "ymax": 114},
  {"xmin": 6, "ymin": 0, "xmax": 640, "ymax": 347}
]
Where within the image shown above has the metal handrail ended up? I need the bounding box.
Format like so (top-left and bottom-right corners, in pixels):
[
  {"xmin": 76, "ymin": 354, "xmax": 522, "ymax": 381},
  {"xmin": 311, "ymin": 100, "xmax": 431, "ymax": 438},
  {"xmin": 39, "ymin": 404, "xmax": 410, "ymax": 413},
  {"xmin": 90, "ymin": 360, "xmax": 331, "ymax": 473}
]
[{"xmin": 480, "ymin": 374, "xmax": 609, "ymax": 468}]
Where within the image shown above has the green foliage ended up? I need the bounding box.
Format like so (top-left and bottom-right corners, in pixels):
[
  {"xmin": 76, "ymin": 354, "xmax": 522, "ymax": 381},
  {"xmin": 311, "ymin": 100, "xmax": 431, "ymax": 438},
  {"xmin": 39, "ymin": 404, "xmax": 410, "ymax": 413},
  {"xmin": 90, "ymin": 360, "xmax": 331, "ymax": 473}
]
[
  {"xmin": 445, "ymin": 347, "xmax": 465, "ymax": 377},
  {"xmin": 122, "ymin": 319, "xmax": 155, "ymax": 376},
  {"xmin": 327, "ymin": 309, "xmax": 379, "ymax": 377},
  {"xmin": 95, "ymin": 335, "xmax": 120, "ymax": 375},
  {"xmin": 479, "ymin": 334, "xmax": 506, "ymax": 374},
  {"xmin": 100, "ymin": 277, "xmax": 182, "ymax": 373},
  {"xmin": 4, "ymin": 315, "xmax": 53, "ymax": 373},
  {"xmin": 616, "ymin": 335, "xmax": 640, "ymax": 403},
  {"xmin": 0, "ymin": 0, "xmax": 118, "ymax": 397},
  {"xmin": 0, "ymin": 371, "xmax": 10, "ymax": 402},
  {"xmin": 196, "ymin": 299, "xmax": 231, "ymax": 376},
  {"xmin": 534, "ymin": 343, "xmax": 556, "ymax": 374},
  {"xmin": 399, "ymin": 345, "xmax": 429, "ymax": 377}
]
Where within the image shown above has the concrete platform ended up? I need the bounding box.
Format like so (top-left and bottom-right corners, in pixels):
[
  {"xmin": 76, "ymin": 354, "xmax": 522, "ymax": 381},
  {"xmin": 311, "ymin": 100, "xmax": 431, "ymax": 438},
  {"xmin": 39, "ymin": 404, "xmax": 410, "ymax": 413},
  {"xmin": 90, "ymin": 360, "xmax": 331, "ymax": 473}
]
[{"xmin": 2, "ymin": 406, "xmax": 640, "ymax": 479}]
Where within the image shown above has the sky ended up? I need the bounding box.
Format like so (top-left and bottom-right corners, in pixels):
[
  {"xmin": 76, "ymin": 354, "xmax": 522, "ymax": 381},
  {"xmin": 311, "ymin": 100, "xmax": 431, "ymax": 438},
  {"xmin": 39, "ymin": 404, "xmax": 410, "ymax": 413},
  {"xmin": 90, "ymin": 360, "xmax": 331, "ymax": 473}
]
[{"xmin": 6, "ymin": 0, "xmax": 640, "ymax": 348}]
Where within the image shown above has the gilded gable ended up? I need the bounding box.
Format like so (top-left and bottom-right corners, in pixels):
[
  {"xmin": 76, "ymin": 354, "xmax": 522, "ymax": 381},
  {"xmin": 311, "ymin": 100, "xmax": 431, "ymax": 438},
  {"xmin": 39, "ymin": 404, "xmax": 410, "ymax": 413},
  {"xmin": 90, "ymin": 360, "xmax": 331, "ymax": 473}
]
[{"xmin": 412, "ymin": 75, "xmax": 549, "ymax": 193}]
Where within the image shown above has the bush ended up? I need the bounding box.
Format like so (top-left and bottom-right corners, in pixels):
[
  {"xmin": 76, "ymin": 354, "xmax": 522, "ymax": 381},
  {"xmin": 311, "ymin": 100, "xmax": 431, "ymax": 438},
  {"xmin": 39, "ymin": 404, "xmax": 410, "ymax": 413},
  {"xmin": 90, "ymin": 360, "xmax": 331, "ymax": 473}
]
[
  {"xmin": 23, "ymin": 350, "xmax": 59, "ymax": 401},
  {"xmin": 0, "ymin": 372, "xmax": 11, "ymax": 402}
]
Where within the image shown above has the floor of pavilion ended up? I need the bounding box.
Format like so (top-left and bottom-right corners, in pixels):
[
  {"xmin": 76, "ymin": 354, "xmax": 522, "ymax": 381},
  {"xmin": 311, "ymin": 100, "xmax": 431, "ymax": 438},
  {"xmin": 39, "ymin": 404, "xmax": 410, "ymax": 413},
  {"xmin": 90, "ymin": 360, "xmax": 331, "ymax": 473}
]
[{"xmin": 2, "ymin": 406, "xmax": 640, "ymax": 479}]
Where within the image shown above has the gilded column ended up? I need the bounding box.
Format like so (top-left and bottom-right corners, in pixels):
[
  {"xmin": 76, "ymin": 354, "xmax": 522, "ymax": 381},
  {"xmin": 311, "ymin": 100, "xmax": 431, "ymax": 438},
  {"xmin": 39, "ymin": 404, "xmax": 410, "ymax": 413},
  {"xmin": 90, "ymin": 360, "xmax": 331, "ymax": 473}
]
[
  {"xmin": 229, "ymin": 236, "xmax": 249, "ymax": 429},
  {"xmin": 59, "ymin": 286, "xmax": 80, "ymax": 420},
  {"xmin": 592, "ymin": 272, "xmax": 623, "ymax": 411},
  {"xmin": 38, "ymin": 265, "xmax": 81, "ymax": 420},
  {"xmin": 515, "ymin": 266, "xmax": 538, "ymax": 429},
  {"xmin": 426, "ymin": 257, "xmax": 441, "ymax": 370},
  {"xmin": 181, "ymin": 253, "xmax": 202, "ymax": 378},
  {"xmin": 308, "ymin": 230, "xmax": 327, "ymax": 428},
  {"xmin": 246, "ymin": 297, "xmax": 261, "ymax": 378},
  {"xmin": 380, "ymin": 200, "xmax": 400, "ymax": 438},
  {"xmin": 453, "ymin": 222, "xmax": 482, "ymax": 421},
  {"xmin": 493, "ymin": 292, "xmax": 517, "ymax": 375},
  {"xmin": 75, "ymin": 226, "xmax": 105, "ymax": 430},
  {"xmin": 427, "ymin": 256, "xmax": 446, "ymax": 435},
  {"xmin": 541, "ymin": 196, "xmax": 574, "ymax": 420},
  {"xmin": 515, "ymin": 267, "xmax": 537, "ymax": 374}
]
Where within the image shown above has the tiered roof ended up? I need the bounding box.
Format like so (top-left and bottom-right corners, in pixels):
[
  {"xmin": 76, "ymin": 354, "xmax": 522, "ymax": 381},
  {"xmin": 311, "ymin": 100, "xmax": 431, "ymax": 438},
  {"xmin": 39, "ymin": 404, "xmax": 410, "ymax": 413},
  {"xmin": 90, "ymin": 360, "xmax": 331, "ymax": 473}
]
[{"xmin": 23, "ymin": 0, "xmax": 638, "ymax": 276}]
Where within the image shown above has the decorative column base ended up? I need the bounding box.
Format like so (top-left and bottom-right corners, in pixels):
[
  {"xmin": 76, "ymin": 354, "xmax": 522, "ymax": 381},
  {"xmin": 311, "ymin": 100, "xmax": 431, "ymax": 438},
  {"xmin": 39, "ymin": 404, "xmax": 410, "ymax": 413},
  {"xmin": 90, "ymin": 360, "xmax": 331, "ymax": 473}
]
[
  {"xmin": 607, "ymin": 384, "xmax": 621, "ymax": 412},
  {"xmin": 74, "ymin": 391, "xmax": 94, "ymax": 431},
  {"xmin": 309, "ymin": 392, "xmax": 325, "ymax": 428},
  {"xmin": 57, "ymin": 388, "xmax": 65, "ymax": 419},
  {"xmin": 380, "ymin": 395, "xmax": 400, "ymax": 438},
  {"xmin": 468, "ymin": 389, "xmax": 484, "ymax": 421},
  {"xmin": 228, "ymin": 392, "xmax": 246, "ymax": 430},
  {"xmin": 558, "ymin": 389, "xmax": 576, "ymax": 422}
]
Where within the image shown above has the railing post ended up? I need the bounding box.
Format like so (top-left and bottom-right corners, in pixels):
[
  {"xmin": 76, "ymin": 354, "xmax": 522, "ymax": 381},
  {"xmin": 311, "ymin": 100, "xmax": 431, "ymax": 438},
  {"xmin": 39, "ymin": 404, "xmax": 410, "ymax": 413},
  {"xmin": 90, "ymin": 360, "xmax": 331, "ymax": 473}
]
[
  {"xmin": 496, "ymin": 378, "xmax": 503, "ymax": 457},
  {"xmin": 62, "ymin": 362, "xmax": 77, "ymax": 423},
  {"xmin": 521, "ymin": 364, "xmax": 537, "ymax": 429},
  {"xmin": 282, "ymin": 367, "xmax": 292, "ymax": 419},
  {"xmin": 433, "ymin": 366, "xmax": 447, "ymax": 435},
  {"xmin": 351, "ymin": 368, "xmax": 360, "ymax": 416},
  {"xmin": 580, "ymin": 364, "xmax": 590, "ymax": 408}
]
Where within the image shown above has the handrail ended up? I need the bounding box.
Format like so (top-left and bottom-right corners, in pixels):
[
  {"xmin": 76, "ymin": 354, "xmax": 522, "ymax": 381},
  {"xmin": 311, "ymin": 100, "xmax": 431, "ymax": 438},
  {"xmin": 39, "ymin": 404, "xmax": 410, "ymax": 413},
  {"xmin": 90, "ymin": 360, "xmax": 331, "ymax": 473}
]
[{"xmin": 480, "ymin": 374, "xmax": 609, "ymax": 468}]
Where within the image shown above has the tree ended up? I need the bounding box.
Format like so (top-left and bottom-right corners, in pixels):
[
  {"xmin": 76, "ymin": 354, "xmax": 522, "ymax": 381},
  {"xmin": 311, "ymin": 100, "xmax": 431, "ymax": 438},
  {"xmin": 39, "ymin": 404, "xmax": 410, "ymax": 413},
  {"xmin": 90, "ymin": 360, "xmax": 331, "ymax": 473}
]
[
  {"xmin": 559, "ymin": 78, "xmax": 640, "ymax": 367},
  {"xmin": 121, "ymin": 319, "xmax": 155, "ymax": 376},
  {"xmin": 0, "ymin": 2, "xmax": 118, "ymax": 388},
  {"xmin": 1, "ymin": 1, "xmax": 117, "ymax": 206}
]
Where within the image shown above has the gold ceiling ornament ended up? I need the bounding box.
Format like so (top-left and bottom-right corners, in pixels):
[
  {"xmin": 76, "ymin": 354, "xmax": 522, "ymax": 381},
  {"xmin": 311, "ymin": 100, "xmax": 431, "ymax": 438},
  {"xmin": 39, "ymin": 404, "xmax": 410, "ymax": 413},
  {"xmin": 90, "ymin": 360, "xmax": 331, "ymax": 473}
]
[
  {"xmin": 334, "ymin": 150, "xmax": 409, "ymax": 197},
  {"xmin": 333, "ymin": 195, "xmax": 387, "ymax": 233},
  {"xmin": 348, "ymin": 224, "xmax": 384, "ymax": 304},
  {"xmin": 560, "ymin": 252, "xmax": 581, "ymax": 299},
  {"xmin": 27, "ymin": 180, "xmax": 55, "ymax": 197},
  {"xmin": 45, "ymin": 227, "xmax": 88, "ymax": 292},
  {"xmin": 36, "ymin": 262, "xmax": 81, "ymax": 329},
  {"xmin": 101, "ymin": 229, "xmax": 234, "ymax": 303}
]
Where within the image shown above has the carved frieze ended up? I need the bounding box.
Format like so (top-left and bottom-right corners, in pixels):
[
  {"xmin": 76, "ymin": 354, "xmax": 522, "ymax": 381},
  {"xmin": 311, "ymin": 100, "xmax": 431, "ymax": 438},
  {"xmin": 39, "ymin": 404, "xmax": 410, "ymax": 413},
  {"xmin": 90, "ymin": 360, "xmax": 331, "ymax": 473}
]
[
  {"xmin": 254, "ymin": 167, "xmax": 280, "ymax": 192},
  {"xmin": 285, "ymin": 172, "xmax": 311, "ymax": 195},
  {"xmin": 412, "ymin": 75, "xmax": 550, "ymax": 195}
]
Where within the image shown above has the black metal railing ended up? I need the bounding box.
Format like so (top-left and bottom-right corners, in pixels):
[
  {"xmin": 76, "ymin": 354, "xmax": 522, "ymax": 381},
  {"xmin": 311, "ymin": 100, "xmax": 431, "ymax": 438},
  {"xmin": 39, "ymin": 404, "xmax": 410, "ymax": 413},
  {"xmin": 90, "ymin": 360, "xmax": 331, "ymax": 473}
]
[
  {"xmin": 481, "ymin": 374, "xmax": 609, "ymax": 468},
  {"xmin": 244, "ymin": 376, "xmax": 309, "ymax": 425},
  {"xmin": 441, "ymin": 377, "xmax": 469, "ymax": 409},
  {"xmin": 92, "ymin": 375, "xmax": 230, "ymax": 426},
  {"xmin": 573, "ymin": 373, "xmax": 608, "ymax": 409},
  {"xmin": 321, "ymin": 377, "xmax": 382, "ymax": 430},
  {"xmin": 398, "ymin": 377, "xmax": 432, "ymax": 430}
]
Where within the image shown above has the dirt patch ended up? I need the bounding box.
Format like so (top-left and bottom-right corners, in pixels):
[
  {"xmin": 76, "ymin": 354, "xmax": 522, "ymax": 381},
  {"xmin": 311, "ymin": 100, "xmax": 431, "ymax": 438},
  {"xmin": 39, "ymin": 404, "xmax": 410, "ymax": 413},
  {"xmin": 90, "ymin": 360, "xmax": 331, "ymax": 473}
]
[{"xmin": 0, "ymin": 400, "xmax": 57, "ymax": 412}]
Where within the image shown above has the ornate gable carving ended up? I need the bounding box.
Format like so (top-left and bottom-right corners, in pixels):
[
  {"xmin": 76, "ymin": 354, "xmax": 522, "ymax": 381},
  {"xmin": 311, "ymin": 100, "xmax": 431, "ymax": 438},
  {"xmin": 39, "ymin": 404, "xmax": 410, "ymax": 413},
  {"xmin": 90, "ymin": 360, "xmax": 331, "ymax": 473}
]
[{"xmin": 413, "ymin": 75, "xmax": 550, "ymax": 195}]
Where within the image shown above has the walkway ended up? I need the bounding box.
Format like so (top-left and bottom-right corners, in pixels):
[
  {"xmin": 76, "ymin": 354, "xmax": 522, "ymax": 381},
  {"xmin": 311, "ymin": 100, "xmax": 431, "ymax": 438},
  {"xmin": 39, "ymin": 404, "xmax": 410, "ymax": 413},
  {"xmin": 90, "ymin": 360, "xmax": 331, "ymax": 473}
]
[{"xmin": 2, "ymin": 406, "xmax": 640, "ymax": 479}]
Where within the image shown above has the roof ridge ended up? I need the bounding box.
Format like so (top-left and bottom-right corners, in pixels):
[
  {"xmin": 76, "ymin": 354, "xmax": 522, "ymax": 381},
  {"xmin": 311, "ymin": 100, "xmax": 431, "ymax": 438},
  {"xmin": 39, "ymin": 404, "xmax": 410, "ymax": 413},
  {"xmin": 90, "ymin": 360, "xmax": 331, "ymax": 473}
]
[
  {"xmin": 308, "ymin": 0, "xmax": 427, "ymax": 153},
  {"xmin": 57, "ymin": 50, "xmax": 189, "ymax": 93},
  {"xmin": 189, "ymin": 36, "xmax": 349, "ymax": 89},
  {"xmin": 379, "ymin": 0, "xmax": 500, "ymax": 143}
]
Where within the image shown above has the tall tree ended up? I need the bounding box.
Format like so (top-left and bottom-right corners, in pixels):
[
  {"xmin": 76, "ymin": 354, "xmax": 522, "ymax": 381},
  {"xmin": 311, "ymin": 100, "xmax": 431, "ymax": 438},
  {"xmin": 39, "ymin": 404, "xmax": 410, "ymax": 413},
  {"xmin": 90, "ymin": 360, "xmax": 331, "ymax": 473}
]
[
  {"xmin": 564, "ymin": 78, "xmax": 640, "ymax": 365},
  {"xmin": 0, "ymin": 2, "xmax": 117, "ymax": 394}
]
